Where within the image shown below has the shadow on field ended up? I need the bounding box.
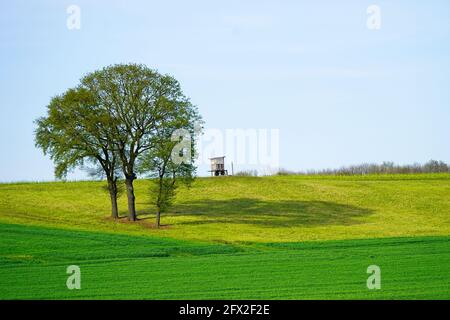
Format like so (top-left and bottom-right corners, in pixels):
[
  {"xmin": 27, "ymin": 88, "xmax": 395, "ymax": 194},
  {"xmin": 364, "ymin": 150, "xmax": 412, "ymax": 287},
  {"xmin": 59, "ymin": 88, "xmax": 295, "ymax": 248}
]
[{"xmin": 170, "ymin": 198, "xmax": 373, "ymax": 227}]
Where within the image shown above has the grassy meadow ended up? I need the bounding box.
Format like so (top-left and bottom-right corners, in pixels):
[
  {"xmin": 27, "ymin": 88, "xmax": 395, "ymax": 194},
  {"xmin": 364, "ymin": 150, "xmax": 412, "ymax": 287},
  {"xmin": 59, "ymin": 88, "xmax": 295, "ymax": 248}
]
[{"xmin": 1, "ymin": 174, "xmax": 450, "ymax": 299}]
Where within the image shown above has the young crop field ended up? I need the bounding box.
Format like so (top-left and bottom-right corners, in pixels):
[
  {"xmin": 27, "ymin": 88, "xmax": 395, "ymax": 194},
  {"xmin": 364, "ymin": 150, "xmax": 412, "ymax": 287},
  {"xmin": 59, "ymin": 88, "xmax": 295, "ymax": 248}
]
[
  {"xmin": 1, "ymin": 174, "xmax": 450, "ymax": 299},
  {"xmin": 1, "ymin": 223, "xmax": 449, "ymax": 299}
]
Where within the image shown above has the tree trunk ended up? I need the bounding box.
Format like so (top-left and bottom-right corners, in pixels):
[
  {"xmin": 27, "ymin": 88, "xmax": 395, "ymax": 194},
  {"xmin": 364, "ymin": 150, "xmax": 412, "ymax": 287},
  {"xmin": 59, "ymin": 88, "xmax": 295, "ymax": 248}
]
[
  {"xmin": 108, "ymin": 179, "xmax": 119, "ymax": 220},
  {"xmin": 156, "ymin": 210, "xmax": 161, "ymax": 228},
  {"xmin": 156, "ymin": 176, "xmax": 163, "ymax": 228},
  {"xmin": 109, "ymin": 190, "xmax": 119, "ymax": 220},
  {"xmin": 125, "ymin": 177, "xmax": 137, "ymax": 221}
]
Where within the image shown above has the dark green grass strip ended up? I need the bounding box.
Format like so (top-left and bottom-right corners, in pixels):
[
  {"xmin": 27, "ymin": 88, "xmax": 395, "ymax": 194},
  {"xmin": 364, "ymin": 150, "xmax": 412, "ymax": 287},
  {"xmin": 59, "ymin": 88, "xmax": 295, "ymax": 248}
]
[
  {"xmin": 0, "ymin": 223, "xmax": 241, "ymax": 267},
  {"xmin": 1, "ymin": 223, "xmax": 449, "ymax": 299}
]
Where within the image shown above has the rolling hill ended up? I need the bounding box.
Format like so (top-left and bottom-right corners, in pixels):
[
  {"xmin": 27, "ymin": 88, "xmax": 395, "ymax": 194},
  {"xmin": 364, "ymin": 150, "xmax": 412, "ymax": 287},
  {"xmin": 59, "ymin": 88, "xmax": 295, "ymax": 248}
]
[{"xmin": 1, "ymin": 174, "xmax": 449, "ymax": 299}]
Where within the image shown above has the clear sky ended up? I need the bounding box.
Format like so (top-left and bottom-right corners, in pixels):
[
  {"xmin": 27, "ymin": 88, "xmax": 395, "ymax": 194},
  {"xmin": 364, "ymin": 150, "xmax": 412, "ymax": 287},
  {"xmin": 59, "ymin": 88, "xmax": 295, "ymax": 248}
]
[{"xmin": 1, "ymin": 0, "xmax": 449, "ymax": 181}]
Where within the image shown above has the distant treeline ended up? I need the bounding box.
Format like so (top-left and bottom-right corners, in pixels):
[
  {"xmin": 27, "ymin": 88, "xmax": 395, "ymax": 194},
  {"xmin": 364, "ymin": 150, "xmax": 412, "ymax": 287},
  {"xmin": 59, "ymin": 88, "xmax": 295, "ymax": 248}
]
[{"xmin": 277, "ymin": 160, "xmax": 450, "ymax": 176}]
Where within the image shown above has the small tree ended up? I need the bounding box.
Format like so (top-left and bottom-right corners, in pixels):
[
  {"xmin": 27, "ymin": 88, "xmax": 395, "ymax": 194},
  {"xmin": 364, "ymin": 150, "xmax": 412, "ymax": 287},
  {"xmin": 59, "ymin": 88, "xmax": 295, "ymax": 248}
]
[
  {"xmin": 141, "ymin": 138, "xmax": 196, "ymax": 228},
  {"xmin": 139, "ymin": 99, "xmax": 201, "ymax": 227},
  {"xmin": 35, "ymin": 88, "xmax": 122, "ymax": 219}
]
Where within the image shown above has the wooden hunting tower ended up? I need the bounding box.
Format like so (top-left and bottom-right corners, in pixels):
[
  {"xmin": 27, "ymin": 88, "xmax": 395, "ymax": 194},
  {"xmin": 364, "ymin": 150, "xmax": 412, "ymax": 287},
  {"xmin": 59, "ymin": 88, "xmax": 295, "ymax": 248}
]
[{"xmin": 209, "ymin": 156, "xmax": 228, "ymax": 176}]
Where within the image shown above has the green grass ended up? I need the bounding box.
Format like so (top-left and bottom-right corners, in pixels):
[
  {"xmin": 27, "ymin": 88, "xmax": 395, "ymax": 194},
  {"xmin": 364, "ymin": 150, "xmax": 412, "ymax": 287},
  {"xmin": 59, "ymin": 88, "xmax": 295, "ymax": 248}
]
[
  {"xmin": 1, "ymin": 174, "xmax": 449, "ymax": 299},
  {"xmin": 1, "ymin": 174, "xmax": 449, "ymax": 242},
  {"xmin": 1, "ymin": 223, "xmax": 449, "ymax": 299}
]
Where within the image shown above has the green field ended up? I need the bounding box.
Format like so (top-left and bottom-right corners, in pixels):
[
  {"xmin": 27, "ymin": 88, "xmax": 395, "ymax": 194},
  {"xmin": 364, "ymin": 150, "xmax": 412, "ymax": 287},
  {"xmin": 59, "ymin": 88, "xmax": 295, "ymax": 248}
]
[{"xmin": 1, "ymin": 174, "xmax": 450, "ymax": 299}]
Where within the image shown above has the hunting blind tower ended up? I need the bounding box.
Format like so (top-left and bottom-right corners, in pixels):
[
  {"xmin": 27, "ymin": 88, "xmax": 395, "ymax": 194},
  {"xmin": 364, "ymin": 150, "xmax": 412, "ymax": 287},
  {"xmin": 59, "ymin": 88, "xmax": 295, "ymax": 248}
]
[{"xmin": 209, "ymin": 156, "xmax": 228, "ymax": 176}]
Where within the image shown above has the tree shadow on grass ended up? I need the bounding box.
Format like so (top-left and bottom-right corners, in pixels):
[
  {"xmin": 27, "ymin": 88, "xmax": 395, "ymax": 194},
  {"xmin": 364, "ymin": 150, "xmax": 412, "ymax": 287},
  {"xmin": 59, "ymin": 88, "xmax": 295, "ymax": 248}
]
[{"xmin": 169, "ymin": 198, "xmax": 374, "ymax": 227}]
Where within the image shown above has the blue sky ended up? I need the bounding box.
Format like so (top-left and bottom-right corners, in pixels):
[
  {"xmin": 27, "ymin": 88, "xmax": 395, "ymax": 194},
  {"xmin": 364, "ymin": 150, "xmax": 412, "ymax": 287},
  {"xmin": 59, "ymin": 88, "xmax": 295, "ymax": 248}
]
[{"xmin": 1, "ymin": 0, "xmax": 450, "ymax": 181}]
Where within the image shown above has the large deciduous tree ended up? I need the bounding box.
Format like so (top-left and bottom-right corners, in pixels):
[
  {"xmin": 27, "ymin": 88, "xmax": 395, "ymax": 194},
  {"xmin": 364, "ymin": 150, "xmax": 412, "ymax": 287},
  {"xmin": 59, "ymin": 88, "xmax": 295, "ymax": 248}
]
[
  {"xmin": 35, "ymin": 88, "xmax": 121, "ymax": 219},
  {"xmin": 35, "ymin": 63, "xmax": 201, "ymax": 223},
  {"xmin": 79, "ymin": 64, "xmax": 199, "ymax": 221}
]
